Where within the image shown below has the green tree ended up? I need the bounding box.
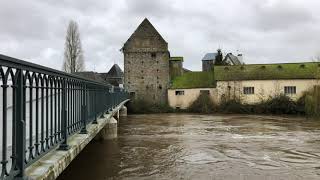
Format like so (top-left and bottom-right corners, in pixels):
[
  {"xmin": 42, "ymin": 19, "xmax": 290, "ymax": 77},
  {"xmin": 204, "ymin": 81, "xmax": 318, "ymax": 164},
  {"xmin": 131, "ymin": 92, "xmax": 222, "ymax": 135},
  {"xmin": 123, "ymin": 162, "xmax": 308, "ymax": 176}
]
[{"xmin": 214, "ymin": 49, "xmax": 224, "ymax": 65}]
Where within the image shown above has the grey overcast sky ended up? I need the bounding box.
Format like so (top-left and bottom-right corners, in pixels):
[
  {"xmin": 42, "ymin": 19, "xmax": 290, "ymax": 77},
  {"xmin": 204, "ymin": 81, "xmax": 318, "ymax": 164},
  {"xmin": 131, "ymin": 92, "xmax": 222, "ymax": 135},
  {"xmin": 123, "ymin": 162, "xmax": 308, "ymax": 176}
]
[{"xmin": 1, "ymin": 0, "xmax": 320, "ymax": 72}]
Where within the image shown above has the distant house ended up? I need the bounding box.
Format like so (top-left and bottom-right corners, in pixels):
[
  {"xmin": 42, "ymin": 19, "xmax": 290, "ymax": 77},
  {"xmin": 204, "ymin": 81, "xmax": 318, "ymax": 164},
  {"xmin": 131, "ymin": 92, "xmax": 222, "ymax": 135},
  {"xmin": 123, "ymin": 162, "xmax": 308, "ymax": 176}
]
[
  {"xmin": 202, "ymin": 53, "xmax": 217, "ymax": 72},
  {"xmin": 73, "ymin": 71, "xmax": 105, "ymax": 83},
  {"xmin": 168, "ymin": 62, "xmax": 320, "ymax": 109},
  {"xmin": 224, "ymin": 53, "xmax": 244, "ymax": 65},
  {"xmin": 100, "ymin": 64, "xmax": 124, "ymax": 87},
  {"xmin": 74, "ymin": 64, "xmax": 124, "ymax": 87}
]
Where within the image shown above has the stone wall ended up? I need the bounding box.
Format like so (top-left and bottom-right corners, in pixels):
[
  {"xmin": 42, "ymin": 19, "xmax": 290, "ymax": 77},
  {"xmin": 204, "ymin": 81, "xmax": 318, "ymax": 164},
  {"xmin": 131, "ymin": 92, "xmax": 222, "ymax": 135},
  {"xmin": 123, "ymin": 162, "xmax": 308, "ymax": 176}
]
[
  {"xmin": 124, "ymin": 51, "xmax": 169, "ymax": 104},
  {"xmin": 169, "ymin": 60, "xmax": 183, "ymax": 80}
]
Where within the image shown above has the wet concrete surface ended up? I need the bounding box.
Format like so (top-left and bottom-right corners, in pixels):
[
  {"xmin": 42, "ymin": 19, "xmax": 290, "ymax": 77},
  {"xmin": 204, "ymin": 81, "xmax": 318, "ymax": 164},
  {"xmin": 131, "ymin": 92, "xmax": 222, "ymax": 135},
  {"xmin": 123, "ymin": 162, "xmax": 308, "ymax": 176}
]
[{"xmin": 57, "ymin": 114, "xmax": 320, "ymax": 180}]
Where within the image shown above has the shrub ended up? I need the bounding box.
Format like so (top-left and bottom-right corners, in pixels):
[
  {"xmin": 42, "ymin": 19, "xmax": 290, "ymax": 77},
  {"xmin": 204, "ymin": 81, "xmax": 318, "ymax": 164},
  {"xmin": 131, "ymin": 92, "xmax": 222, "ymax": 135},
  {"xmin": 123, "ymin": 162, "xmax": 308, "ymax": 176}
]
[
  {"xmin": 263, "ymin": 94, "xmax": 298, "ymax": 114},
  {"xmin": 218, "ymin": 99, "xmax": 252, "ymax": 114},
  {"xmin": 127, "ymin": 99, "xmax": 174, "ymax": 114},
  {"xmin": 303, "ymin": 86, "xmax": 320, "ymax": 118},
  {"xmin": 187, "ymin": 93, "xmax": 216, "ymax": 113}
]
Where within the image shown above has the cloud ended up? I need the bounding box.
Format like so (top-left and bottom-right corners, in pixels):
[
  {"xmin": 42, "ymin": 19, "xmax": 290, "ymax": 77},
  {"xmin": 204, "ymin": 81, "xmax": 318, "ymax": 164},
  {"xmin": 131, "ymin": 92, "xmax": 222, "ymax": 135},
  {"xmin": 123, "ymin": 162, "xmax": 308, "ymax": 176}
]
[{"xmin": 1, "ymin": 0, "xmax": 320, "ymax": 72}]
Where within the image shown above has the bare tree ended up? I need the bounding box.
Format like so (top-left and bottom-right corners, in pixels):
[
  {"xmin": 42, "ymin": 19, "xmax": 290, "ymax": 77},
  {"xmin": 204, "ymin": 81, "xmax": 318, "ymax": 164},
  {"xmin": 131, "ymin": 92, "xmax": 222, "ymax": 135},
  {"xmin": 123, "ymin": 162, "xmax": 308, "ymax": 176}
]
[{"xmin": 62, "ymin": 20, "xmax": 85, "ymax": 73}]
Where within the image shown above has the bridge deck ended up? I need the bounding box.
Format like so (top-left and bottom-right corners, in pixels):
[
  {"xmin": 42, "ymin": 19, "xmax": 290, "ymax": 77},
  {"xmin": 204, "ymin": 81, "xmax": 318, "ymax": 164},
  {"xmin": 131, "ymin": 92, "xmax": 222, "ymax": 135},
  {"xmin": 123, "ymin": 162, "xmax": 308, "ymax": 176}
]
[{"xmin": 24, "ymin": 100, "xmax": 129, "ymax": 180}]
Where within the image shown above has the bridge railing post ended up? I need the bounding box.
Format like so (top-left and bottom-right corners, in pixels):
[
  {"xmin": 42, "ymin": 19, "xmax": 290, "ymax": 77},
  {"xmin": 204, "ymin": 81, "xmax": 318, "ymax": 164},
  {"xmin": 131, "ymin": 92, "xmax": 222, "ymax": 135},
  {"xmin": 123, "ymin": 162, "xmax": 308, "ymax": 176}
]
[
  {"xmin": 92, "ymin": 86, "xmax": 98, "ymax": 124},
  {"xmin": 15, "ymin": 69, "xmax": 26, "ymax": 178},
  {"xmin": 80, "ymin": 84, "xmax": 88, "ymax": 134},
  {"xmin": 59, "ymin": 79, "xmax": 69, "ymax": 150}
]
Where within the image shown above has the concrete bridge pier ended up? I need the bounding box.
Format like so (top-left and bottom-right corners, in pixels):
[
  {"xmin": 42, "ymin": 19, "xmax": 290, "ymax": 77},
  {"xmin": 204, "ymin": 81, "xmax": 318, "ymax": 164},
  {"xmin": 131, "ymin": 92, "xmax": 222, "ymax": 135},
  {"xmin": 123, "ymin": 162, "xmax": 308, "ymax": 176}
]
[
  {"xmin": 94, "ymin": 106, "xmax": 127, "ymax": 141},
  {"xmin": 95, "ymin": 117, "xmax": 118, "ymax": 140},
  {"xmin": 119, "ymin": 106, "xmax": 127, "ymax": 117}
]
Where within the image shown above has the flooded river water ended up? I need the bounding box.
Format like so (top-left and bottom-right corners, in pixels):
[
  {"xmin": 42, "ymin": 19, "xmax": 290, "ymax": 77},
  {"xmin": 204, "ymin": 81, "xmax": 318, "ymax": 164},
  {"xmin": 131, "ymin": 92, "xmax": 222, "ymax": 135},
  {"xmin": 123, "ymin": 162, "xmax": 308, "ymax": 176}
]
[{"xmin": 58, "ymin": 114, "xmax": 320, "ymax": 180}]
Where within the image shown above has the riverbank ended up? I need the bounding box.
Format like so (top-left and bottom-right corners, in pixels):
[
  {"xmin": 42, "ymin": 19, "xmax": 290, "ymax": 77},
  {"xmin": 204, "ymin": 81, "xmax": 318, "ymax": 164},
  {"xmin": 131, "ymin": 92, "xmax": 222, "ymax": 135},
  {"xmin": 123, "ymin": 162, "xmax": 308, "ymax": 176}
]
[{"xmin": 128, "ymin": 87, "xmax": 320, "ymax": 119}]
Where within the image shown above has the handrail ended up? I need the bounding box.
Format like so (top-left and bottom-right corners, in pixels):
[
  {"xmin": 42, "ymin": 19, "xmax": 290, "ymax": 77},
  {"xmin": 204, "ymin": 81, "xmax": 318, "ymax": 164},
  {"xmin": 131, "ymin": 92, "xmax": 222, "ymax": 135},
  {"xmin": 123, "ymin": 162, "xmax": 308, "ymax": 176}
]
[
  {"xmin": 0, "ymin": 54, "xmax": 129, "ymax": 179},
  {"xmin": 0, "ymin": 54, "xmax": 109, "ymax": 86}
]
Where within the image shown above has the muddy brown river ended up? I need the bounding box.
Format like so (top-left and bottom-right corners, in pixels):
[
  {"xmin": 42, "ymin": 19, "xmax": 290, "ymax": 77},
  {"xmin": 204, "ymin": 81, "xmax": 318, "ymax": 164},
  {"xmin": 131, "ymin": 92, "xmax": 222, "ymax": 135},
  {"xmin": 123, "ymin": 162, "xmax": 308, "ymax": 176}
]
[{"xmin": 58, "ymin": 114, "xmax": 320, "ymax": 180}]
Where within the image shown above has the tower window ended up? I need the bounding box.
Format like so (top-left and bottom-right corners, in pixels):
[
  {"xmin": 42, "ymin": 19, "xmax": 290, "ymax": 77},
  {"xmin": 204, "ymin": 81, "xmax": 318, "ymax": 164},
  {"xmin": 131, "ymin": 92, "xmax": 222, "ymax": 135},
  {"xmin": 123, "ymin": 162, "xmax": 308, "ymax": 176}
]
[
  {"xmin": 151, "ymin": 53, "xmax": 156, "ymax": 58},
  {"xmin": 158, "ymin": 85, "xmax": 162, "ymax": 89}
]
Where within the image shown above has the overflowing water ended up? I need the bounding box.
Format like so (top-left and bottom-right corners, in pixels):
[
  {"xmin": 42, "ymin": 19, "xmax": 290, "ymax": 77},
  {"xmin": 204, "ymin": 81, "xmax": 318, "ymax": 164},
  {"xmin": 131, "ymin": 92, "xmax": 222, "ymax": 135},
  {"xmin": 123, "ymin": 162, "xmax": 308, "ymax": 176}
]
[{"xmin": 58, "ymin": 114, "xmax": 320, "ymax": 180}]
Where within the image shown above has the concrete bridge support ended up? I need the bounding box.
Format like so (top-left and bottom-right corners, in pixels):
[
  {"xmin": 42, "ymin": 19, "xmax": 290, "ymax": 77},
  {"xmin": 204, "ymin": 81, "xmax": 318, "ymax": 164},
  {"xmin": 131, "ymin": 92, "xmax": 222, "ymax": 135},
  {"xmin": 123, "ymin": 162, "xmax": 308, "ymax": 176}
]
[
  {"xmin": 95, "ymin": 117, "xmax": 118, "ymax": 140},
  {"xmin": 119, "ymin": 106, "xmax": 127, "ymax": 117}
]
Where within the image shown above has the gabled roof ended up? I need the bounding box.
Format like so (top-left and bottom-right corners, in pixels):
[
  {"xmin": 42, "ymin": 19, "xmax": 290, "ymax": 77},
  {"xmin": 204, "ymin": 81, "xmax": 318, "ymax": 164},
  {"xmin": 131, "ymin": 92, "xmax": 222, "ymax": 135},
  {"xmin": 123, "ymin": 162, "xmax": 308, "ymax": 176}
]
[
  {"xmin": 107, "ymin": 64, "xmax": 123, "ymax": 77},
  {"xmin": 202, "ymin": 53, "xmax": 217, "ymax": 61},
  {"xmin": 123, "ymin": 18, "xmax": 167, "ymax": 47},
  {"xmin": 224, "ymin": 53, "xmax": 242, "ymax": 65}
]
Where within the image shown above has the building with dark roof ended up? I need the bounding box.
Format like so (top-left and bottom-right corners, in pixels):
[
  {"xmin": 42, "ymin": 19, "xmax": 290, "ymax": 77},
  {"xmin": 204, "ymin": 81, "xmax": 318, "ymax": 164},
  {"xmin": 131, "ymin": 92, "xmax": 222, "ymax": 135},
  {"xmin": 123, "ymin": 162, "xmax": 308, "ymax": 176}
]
[
  {"xmin": 100, "ymin": 64, "xmax": 124, "ymax": 86},
  {"xmin": 202, "ymin": 53, "xmax": 217, "ymax": 72},
  {"xmin": 224, "ymin": 53, "xmax": 244, "ymax": 65},
  {"xmin": 74, "ymin": 64, "xmax": 124, "ymax": 87}
]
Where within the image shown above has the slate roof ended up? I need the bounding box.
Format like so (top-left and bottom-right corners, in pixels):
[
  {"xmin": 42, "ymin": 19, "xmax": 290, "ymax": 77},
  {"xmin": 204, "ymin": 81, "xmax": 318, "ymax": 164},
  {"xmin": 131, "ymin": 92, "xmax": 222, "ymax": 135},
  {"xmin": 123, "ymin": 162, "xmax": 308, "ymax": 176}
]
[
  {"xmin": 106, "ymin": 64, "xmax": 123, "ymax": 77},
  {"xmin": 202, "ymin": 53, "xmax": 217, "ymax": 61},
  {"xmin": 224, "ymin": 53, "xmax": 243, "ymax": 65},
  {"xmin": 122, "ymin": 18, "xmax": 167, "ymax": 50}
]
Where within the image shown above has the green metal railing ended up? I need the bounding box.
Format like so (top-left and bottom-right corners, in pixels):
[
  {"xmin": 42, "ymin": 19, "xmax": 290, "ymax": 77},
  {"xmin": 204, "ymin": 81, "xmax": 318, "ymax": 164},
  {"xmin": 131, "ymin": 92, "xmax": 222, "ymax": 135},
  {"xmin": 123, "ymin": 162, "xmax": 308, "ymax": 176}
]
[{"xmin": 0, "ymin": 54, "xmax": 128, "ymax": 179}]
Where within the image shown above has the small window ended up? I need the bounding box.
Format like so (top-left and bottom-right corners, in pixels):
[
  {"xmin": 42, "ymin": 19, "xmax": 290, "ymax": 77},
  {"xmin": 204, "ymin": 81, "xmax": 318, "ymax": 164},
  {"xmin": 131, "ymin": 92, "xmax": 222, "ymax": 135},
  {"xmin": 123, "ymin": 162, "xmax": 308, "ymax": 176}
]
[
  {"xmin": 175, "ymin": 90, "xmax": 184, "ymax": 96},
  {"xmin": 284, "ymin": 86, "xmax": 296, "ymax": 94},
  {"xmin": 158, "ymin": 85, "xmax": 162, "ymax": 89},
  {"xmin": 243, "ymin": 87, "xmax": 254, "ymax": 94},
  {"xmin": 200, "ymin": 90, "xmax": 210, "ymax": 95},
  {"xmin": 151, "ymin": 53, "xmax": 156, "ymax": 58}
]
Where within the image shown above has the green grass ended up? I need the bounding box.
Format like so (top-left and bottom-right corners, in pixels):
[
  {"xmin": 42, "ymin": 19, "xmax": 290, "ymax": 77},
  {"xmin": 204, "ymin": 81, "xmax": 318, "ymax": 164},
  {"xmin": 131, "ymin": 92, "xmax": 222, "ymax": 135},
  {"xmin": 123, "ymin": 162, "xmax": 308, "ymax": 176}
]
[
  {"xmin": 170, "ymin": 56, "xmax": 183, "ymax": 61},
  {"xmin": 171, "ymin": 71, "xmax": 215, "ymax": 89},
  {"xmin": 214, "ymin": 62, "xmax": 320, "ymax": 81}
]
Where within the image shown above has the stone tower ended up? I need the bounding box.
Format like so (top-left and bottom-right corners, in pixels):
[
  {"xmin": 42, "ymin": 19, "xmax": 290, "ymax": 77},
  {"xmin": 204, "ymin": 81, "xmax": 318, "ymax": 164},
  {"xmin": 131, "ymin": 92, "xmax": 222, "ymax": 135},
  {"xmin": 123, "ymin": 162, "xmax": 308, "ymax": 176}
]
[
  {"xmin": 122, "ymin": 18, "xmax": 170, "ymax": 104},
  {"xmin": 169, "ymin": 57, "xmax": 184, "ymax": 80}
]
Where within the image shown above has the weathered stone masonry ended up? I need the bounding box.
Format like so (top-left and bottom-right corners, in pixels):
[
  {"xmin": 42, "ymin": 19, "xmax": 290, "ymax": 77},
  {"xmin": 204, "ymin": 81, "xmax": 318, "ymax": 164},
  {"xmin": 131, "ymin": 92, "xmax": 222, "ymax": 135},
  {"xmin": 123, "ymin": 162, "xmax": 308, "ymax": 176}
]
[{"xmin": 122, "ymin": 18, "xmax": 170, "ymax": 104}]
